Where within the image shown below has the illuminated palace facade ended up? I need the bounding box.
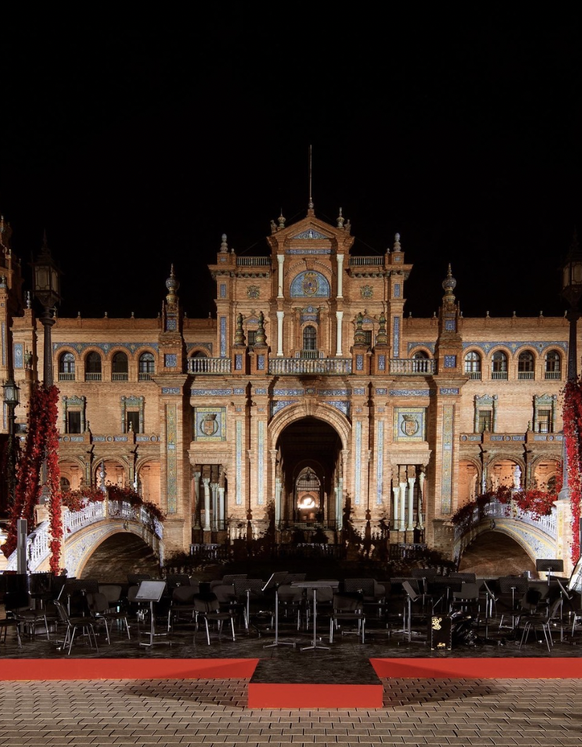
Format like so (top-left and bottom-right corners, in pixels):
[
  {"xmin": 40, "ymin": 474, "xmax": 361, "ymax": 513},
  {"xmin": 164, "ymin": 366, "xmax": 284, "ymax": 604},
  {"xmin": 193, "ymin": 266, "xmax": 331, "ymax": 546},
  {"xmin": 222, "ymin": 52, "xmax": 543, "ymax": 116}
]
[{"xmin": 0, "ymin": 207, "xmax": 573, "ymax": 565}]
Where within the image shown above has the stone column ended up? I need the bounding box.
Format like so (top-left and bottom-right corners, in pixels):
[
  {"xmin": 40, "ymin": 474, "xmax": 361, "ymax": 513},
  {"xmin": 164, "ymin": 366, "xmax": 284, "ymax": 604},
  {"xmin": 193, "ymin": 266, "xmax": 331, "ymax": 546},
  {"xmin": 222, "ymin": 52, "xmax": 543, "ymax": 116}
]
[
  {"xmin": 193, "ymin": 471, "xmax": 201, "ymax": 528},
  {"xmin": 277, "ymin": 254, "xmax": 284, "ymax": 297},
  {"xmin": 392, "ymin": 485, "xmax": 400, "ymax": 531},
  {"xmin": 399, "ymin": 481, "xmax": 408, "ymax": 531},
  {"xmin": 407, "ymin": 476, "xmax": 416, "ymax": 531},
  {"xmin": 336, "ymin": 310, "xmax": 343, "ymax": 356},
  {"xmin": 418, "ymin": 471, "xmax": 425, "ymax": 529},
  {"xmin": 202, "ymin": 477, "xmax": 211, "ymax": 531},
  {"xmin": 277, "ymin": 311, "xmax": 284, "ymax": 356},
  {"xmin": 218, "ymin": 486, "xmax": 225, "ymax": 530},
  {"xmin": 336, "ymin": 254, "xmax": 344, "ymax": 298}
]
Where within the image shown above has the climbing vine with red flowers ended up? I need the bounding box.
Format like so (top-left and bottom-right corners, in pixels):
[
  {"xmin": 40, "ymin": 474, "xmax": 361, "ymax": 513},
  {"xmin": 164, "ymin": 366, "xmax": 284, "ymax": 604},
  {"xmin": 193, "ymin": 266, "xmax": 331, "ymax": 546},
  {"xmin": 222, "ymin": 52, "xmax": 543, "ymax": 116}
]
[
  {"xmin": 562, "ymin": 378, "xmax": 582, "ymax": 563},
  {"xmin": 3, "ymin": 384, "xmax": 63, "ymax": 573}
]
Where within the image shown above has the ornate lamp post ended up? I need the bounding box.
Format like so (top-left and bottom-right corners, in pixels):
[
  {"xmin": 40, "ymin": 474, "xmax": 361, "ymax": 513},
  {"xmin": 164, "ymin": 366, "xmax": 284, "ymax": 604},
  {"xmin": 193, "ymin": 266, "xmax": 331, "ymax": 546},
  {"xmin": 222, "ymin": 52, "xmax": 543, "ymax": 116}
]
[
  {"xmin": 2, "ymin": 377, "xmax": 20, "ymax": 509},
  {"xmin": 31, "ymin": 236, "xmax": 61, "ymax": 507},
  {"xmin": 31, "ymin": 235, "xmax": 61, "ymax": 386}
]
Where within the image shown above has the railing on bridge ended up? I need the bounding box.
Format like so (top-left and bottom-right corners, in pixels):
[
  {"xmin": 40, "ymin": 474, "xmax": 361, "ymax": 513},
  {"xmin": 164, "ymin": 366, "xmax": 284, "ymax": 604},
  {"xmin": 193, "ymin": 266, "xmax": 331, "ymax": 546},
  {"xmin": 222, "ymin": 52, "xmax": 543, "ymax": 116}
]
[
  {"xmin": 6, "ymin": 498, "xmax": 163, "ymax": 573},
  {"xmin": 188, "ymin": 357, "xmax": 232, "ymax": 374}
]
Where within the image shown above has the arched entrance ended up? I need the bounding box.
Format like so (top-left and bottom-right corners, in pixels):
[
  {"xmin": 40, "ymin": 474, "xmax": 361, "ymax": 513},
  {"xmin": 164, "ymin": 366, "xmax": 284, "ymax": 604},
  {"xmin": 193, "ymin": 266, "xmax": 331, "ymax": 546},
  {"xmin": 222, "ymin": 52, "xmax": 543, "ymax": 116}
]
[
  {"xmin": 458, "ymin": 531, "xmax": 537, "ymax": 577},
  {"xmin": 275, "ymin": 417, "xmax": 343, "ymax": 530}
]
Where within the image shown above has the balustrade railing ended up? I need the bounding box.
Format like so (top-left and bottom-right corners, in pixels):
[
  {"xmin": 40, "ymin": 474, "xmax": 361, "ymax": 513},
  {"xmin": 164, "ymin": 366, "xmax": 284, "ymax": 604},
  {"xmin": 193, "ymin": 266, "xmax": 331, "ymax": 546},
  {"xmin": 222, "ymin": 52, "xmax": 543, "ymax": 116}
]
[
  {"xmin": 389, "ymin": 358, "xmax": 435, "ymax": 375},
  {"xmin": 269, "ymin": 358, "xmax": 352, "ymax": 375},
  {"xmin": 188, "ymin": 357, "xmax": 232, "ymax": 374}
]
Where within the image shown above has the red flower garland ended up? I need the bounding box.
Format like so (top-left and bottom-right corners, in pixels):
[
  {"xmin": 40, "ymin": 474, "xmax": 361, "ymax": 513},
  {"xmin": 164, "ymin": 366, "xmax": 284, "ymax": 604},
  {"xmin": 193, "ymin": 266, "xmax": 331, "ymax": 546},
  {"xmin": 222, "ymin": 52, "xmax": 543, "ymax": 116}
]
[
  {"xmin": 452, "ymin": 483, "xmax": 560, "ymax": 526},
  {"xmin": 562, "ymin": 379, "xmax": 582, "ymax": 563},
  {"xmin": 3, "ymin": 384, "xmax": 62, "ymax": 573}
]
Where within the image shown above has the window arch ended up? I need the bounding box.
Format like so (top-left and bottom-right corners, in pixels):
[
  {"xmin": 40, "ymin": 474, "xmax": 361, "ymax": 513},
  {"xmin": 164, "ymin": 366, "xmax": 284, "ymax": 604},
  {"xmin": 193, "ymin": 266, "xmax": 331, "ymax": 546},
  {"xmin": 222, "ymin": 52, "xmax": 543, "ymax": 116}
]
[
  {"xmin": 545, "ymin": 349, "xmax": 562, "ymax": 380},
  {"xmin": 518, "ymin": 350, "xmax": 535, "ymax": 380},
  {"xmin": 58, "ymin": 352, "xmax": 76, "ymax": 381},
  {"xmin": 138, "ymin": 352, "xmax": 155, "ymax": 381},
  {"xmin": 491, "ymin": 350, "xmax": 508, "ymax": 380},
  {"xmin": 85, "ymin": 351, "xmax": 102, "ymax": 381},
  {"xmin": 412, "ymin": 350, "xmax": 431, "ymax": 373},
  {"xmin": 112, "ymin": 351, "xmax": 129, "ymax": 381},
  {"xmin": 464, "ymin": 350, "xmax": 482, "ymax": 379}
]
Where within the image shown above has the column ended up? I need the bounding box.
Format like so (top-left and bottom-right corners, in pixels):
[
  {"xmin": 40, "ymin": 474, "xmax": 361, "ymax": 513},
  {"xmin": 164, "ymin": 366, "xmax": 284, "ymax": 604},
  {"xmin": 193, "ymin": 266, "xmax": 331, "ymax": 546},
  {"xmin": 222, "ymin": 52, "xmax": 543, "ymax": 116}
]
[
  {"xmin": 277, "ymin": 311, "xmax": 284, "ymax": 356},
  {"xmin": 277, "ymin": 254, "xmax": 284, "ymax": 297},
  {"xmin": 335, "ymin": 311, "xmax": 343, "ymax": 356},
  {"xmin": 203, "ymin": 477, "xmax": 211, "ymax": 531},
  {"xmin": 211, "ymin": 482, "xmax": 218, "ymax": 530},
  {"xmin": 399, "ymin": 481, "xmax": 407, "ymax": 531},
  {"xmin": 193, "ymin": 471, "xmax": 201, "ymax": 528},
  {"xmin": 218, "ymin": 486, "xmax": 225, "ymax": 530},
  {"xmin": 407, "ymin": 476, "xmax": 416, "ymax": 531},
  {"xmin": 275, "ymin": 477, "xmax": 282, "ymax": 524},
  {"xmin": 392, "ymin": 485, "xmax": 400, "ymax": 531},
  {"xmin": 337, "ymin": 476, "xmax": 343, "ymax": 530},
  {"xmin": 418, "ymin": 471, "xmax": 425, "ymax": 529},
  {"xmin": 336, "ymin": 254, "xmax": 344, "ymax": 298}
]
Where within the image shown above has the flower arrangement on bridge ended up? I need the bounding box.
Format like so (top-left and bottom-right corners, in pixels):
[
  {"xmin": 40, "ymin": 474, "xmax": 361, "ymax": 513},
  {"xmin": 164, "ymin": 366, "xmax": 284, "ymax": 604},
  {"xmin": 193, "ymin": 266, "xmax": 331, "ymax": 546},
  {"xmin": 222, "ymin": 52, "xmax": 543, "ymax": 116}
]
[
  {"xmin": 451, "ymin": 482, "xmax": 560, "ymax": 527},
  {"xmin": 60, "ymin": 485, "xmax": 105, "ymax": 513},
  {"xmin": 60, "ymin": 482, "xmax": 165, "ymax": 524},
  {"xmin": 562, "ymin": 378, "xmax": 582, "ymax": 562},
  {"xmin": 3, "ymin": 384, "xmax": 63, "ymax": 573}
]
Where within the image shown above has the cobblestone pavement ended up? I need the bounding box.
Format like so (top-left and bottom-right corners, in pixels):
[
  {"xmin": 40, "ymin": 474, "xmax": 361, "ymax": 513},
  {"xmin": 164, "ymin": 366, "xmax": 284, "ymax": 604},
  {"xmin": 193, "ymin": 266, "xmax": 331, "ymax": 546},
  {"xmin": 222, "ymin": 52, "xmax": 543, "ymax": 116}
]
[{"xmin": 1, "ymin": 676, "xmax": 582, "ymax": 746}]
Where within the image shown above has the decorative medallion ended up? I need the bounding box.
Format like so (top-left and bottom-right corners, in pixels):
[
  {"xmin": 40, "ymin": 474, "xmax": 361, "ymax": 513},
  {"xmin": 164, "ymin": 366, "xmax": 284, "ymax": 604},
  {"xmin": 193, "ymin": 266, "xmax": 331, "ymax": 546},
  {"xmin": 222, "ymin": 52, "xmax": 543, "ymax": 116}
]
[
  {"xmin": 247, "ymin": 285, "xmax": 260, "ymax": 299},
  {"xmin": 361, "ymin": 285, "xmax": 373, "ymax": 299}
]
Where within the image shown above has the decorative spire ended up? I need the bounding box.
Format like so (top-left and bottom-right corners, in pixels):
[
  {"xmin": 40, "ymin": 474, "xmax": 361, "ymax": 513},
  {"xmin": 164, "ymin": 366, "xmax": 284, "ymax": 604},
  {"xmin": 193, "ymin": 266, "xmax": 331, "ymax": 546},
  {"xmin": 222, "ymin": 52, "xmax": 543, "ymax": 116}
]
[
  {"xmin": 278, "ymin": 210, "xmax": 286, "ymax": 229},
  {"xmin": 255, "ymin": 311, "xmax": 266, "ymax": 345},
  {"xmin": 442, "ymin": 263, "xmax": 457, "ymax": 304},
  {"xmin": 375, "ymin": 312, "xmax": 388, "ymax": 345},
  {"xmin": 337, "ymin": 208, "xmax": 345, "ymax": 229},
  {"xmin": 234, "ymin": 313, "xmax": 246, "ymax": 346},
  {"xmin": 165, "ymin": 264, "xmax": 180, "ymax": 304},
  {"xmin": 393, "ymin": 233, "xmax": 402, "ymax": 252},
  {"xmin": 220, "ymin": 233, "xmax": 228, "ymax": 253},
  {"xmin": 308, "ymin": 144, "xmax": 314, "ymax": 213},
  {"xmin": 354, "ymin": 312, "xmax": 366, "ymax": 345}
]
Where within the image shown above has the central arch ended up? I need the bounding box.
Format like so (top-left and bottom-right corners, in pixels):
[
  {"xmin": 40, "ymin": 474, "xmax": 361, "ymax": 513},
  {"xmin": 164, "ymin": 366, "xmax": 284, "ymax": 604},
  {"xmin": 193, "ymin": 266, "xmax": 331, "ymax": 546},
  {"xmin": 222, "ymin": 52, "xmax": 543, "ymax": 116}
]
[{"xmin": 275, "ymin": 415, "xmax": 344, "ymax": 530}]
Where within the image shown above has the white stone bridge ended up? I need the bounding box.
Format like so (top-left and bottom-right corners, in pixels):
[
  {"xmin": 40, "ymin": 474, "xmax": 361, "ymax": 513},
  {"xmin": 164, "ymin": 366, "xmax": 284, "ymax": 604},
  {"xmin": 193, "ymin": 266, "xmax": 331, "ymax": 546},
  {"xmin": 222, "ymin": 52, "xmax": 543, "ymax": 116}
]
[
  {"xmin": 454, "ymin": 498, "xmax": 573, "ymax": 576},
  {"xmin": 4, "ymin": 499, "xmax": 164, "ymax": 578}
]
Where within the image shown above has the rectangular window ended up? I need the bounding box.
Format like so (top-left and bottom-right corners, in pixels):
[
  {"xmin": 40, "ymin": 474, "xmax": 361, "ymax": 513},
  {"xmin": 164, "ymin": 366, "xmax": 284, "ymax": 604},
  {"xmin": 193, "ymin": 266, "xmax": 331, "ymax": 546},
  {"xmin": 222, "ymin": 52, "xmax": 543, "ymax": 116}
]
[
  {"xmin": 67, "ymin": 411, "xmax": 81, "ymax": 434},
  {"xmin": 126, "ymin": 411, "xmax": 140, "ymax": 433},
  {"xmin": 248, "ymin": 330, "xmax": 257, "ymax": 347},
  {"xmin": 537, "ymin": 410, "xmax": 551, "ymax": 433},
  {"xmin": 478, "ymin": 411, "xmax": 492, "ymax": 433}
]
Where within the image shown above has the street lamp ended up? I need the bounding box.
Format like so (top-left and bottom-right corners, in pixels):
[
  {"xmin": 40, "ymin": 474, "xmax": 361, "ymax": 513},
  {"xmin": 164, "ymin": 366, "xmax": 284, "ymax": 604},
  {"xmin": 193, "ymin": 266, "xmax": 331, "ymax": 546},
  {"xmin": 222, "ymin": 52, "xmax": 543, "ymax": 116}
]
[
  {"xmin": 3, "ymin": 377, "xmax": 20, "ymax": 509},
  {"xmin": 561, "ymin": 234, "xmax": 582, "ymax": 382},
  {"xmin": 31, "ymin": 235, "xmax": 61, "ymax": 386},
  {"xmin": 31, "ymin": 235, "xmax": 61, "ymax": 508}
]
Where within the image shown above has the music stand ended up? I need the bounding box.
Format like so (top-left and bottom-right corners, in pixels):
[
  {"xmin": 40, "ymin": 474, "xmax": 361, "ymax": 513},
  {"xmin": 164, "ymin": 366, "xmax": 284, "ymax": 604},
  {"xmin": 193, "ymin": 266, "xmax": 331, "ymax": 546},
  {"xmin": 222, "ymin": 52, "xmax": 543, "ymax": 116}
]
[
  {"xmin": 262, "ymin": 572, "xmax": 296, "ymax": 648},
  {"xmin": 536, "ymin": 558, "xmax": 564, "ymax": 586},
  {"xmin": 134, "ymin": 580, "xmax": 168, "ymax": 647}
]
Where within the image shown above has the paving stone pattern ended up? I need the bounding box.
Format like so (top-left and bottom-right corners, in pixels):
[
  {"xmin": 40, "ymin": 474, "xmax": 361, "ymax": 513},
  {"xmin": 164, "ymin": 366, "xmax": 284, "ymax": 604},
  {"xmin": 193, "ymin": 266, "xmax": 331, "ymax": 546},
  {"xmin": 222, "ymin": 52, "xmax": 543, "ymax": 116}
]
[{"xmin": 1, "ymin": 677, "xmax": 582, "ymax": 746}]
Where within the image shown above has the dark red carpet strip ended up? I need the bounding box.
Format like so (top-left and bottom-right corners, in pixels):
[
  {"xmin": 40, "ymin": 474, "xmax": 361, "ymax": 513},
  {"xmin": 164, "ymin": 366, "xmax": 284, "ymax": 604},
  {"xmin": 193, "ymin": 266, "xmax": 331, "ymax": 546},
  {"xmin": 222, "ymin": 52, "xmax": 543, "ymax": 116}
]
[
  {"xmin": 0, "ymin": 658, "xmax": 259, "ymax": 681},
  {"xmin": 371, "ymin": 657, "xmax": 582, "ymax": 679}
]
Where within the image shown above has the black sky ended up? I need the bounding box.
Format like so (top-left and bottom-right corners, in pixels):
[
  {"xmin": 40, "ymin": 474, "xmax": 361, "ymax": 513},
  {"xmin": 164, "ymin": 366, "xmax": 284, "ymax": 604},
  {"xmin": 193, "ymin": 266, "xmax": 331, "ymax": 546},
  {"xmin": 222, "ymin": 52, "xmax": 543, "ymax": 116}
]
[{"xmin": 1, "ymin": 10, "xmax": 581, "ymax": 321}]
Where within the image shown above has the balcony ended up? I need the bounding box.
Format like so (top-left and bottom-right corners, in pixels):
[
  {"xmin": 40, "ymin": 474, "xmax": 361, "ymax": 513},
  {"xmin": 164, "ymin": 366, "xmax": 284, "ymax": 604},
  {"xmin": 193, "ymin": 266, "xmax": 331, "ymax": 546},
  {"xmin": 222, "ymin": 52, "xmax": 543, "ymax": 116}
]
[
  {"xmin": 269, "ymin": 358, "xmax": 352, "ymax": 375},
  {"xmin": 188, "ymin": 357, "xmax": 232, "ymax": 374},
  {"xmin": 389, "ymin": 359, "xmax": 435, "ymax": 375}
]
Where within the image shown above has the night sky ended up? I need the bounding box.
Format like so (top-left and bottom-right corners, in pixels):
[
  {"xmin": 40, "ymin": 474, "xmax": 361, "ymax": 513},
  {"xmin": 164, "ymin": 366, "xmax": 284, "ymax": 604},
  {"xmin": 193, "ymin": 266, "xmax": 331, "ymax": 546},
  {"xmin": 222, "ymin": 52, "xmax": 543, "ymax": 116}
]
[{"xmin": 1, "ymin": 10, "xmax": 581, "ymax": 322}]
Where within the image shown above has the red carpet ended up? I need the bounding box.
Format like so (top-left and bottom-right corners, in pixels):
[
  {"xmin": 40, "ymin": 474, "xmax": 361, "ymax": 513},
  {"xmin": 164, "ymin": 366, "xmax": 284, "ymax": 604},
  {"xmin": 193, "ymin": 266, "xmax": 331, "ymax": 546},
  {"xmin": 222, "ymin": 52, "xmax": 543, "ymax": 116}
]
[
  {"xmin": 1, "ymin": 657, "xmax": 580, "ymax": 710},
  {"xmin": 371, "ymin": 657, "xmax": 582, "ymax": 679},
  {"xmin": 0, "ymin": 658, "xmax": 259, "ymax": 681},
  {"xmin": 248, "ymin": 682, "xmax": 384, "ymax": 709}
]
